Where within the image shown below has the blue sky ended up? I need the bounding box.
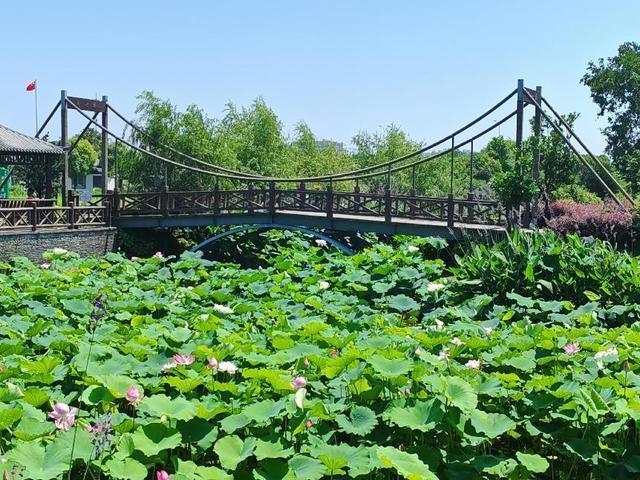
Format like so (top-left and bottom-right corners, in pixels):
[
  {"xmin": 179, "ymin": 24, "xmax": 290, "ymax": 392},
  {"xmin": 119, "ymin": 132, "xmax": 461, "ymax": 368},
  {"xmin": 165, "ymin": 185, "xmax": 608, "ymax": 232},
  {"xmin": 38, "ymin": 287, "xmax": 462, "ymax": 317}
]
[{"xmin": 0, "ymin": 1, "xmax": 638, "ymax": 154}]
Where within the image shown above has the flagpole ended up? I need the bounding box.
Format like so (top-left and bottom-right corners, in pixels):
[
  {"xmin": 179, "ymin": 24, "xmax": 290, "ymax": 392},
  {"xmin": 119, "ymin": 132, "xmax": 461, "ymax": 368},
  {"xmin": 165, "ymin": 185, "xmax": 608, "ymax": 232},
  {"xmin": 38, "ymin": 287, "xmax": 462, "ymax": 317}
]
[{"xmin": 35, "ymin": 80, "xmax": 39, "ymax": 134}]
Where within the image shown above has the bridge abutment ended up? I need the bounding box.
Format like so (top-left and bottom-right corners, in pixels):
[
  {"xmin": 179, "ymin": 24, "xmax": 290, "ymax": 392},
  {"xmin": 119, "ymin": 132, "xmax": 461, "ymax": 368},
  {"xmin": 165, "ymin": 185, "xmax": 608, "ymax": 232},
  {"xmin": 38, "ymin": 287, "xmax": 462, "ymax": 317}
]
[{"xmin": 0, "ymin": 227, "xmax": 116, "ymax": 263}]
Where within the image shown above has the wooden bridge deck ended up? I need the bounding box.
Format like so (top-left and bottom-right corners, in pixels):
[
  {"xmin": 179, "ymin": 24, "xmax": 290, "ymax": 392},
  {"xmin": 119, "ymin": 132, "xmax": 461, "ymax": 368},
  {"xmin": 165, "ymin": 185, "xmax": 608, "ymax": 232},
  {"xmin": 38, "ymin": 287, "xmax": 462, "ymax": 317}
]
[{"xmin": 0, "ymin": 190, "xmax": 512, "ymax": 240}]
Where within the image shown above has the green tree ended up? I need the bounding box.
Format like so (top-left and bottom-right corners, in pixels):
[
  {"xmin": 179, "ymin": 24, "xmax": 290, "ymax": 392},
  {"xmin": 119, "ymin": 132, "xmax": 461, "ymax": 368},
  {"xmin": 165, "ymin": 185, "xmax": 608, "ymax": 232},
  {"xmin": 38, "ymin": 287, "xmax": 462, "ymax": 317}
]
[
  {"xmin": 581, "ymin": 42, "xmax": 640, "ymax": 189},
  {"xmin": 68, "ymin": 138, "xmax": 99, "ymax": 178}
]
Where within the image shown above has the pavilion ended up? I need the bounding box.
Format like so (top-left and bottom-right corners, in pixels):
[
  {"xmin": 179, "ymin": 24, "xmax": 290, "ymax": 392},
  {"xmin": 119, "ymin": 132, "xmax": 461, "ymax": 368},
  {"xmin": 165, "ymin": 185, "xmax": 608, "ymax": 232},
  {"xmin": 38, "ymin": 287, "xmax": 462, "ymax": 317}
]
[{"xmin": 0, "ymin": 124, "xmax": 63, "ymax": 199}]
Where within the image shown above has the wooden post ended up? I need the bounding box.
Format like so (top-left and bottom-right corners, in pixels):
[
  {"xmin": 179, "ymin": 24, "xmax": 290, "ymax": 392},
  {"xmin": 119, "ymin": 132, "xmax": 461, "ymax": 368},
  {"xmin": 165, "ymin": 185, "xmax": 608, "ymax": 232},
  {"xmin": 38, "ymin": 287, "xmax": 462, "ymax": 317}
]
[
  {"xmin": 247, "ymin": 182, "xmax": 254, "ymax": 214},
  {"xmin": 213, "ymin": 179, "xmax": 220, "ymax": 215},
  {"xmin": 531, "ymin": 85, "xmax": 542, "ymax": 227},
  {"xmin": 326, "ymin": 181, "xmax": 333, "ymax": 220},
  {"xmin": 68, "ymin": 200, "xmax": 75, "ymax": 230},
  {"xmin": 516, "ymin": 79, "xmax": 525, "ymax": 153},
  {"xmin": 450, "ymin": 136, "xmax": 455, "ymax": 197},
  {"xmin": 31, "ymin": 204, "xmax": 37, "ymax": 231},
  {"xmin": 161, "ymin": 185, "xmax": 169, "ymax": 216},
  {"xmin": 447, "ymin": 194, "xmax": 455, "ymax": 227},
  {"xmin": 269, "ymin": 181, "xmax": 276, "ymax": 216},
  {"xmin": 299, "ymin": 182, "xmax": 306, "ymax": 209},
  {"xmin": 101, "ymin": 96, "xmax": 109, "ymax": 196},
  {"xmin": 384, "ymin": 183, "xmax": 391, "ymax": 223},
  {"xmin": 467, "ymin": 192, "xmax": 475, "ymax": 223},
  {"xmin": 60, "ymin": 90, "xmax": 69, "ymax": 205}
]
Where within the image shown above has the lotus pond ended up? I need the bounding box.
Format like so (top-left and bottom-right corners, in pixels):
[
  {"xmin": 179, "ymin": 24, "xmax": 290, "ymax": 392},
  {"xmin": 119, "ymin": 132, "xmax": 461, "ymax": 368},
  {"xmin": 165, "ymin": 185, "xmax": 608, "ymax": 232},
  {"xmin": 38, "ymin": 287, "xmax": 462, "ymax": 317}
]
[{"xmin": 0, "ymin": 231, "xmax": 639, "ymax": 479}]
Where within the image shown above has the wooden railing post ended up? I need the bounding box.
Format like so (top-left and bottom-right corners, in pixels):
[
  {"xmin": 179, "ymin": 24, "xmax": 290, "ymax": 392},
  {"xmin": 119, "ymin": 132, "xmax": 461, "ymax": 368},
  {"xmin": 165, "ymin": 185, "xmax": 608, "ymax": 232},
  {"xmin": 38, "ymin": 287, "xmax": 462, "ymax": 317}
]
[
  {"xmin": 161, "ymin": 186, "xmax": 169, "ymax": 216},
  {"xmin": 112, "ymin": 191, "xmax": 120, "ymax": 218},
  {"xmin": 105, "ymin": 201, "xmax": 111, "ymax": 227},
  {"xmin": 298, "ymin": 182, "xmax": 306, "ymax": 209},
  {"xmin": 213, "ymin": 180, "xmax": 220, "ymax": 215},
  {"xmin": 326, "ymin": 182, "xmax": 333, "ymax": 220},
  {"xmin": 466, "ymin": 192, "xmax": 475, "ymax": 223},
  {"xmin": 247, "ymin": 182, "xmax": 254, "ymax": 214},
  {"xmin": 68, "ymin": 201, "xmax": 75, "ymax": 229},
  {"xmin": 269, "ymin": 181, "xmax": 276, "ymax": 216},
  {"xmin": 384, "ymin": 184, "xmax": 392, "ymax": 223},
  {"xmin": 31, "ymin": 204, "xmax": 37, "ymax": 231},
  {"xmin": 447, "ymin": 194, "xmax": 455, "ymax": 227},
  {"xmin": 354, "ymin": 181, "xmax": 361, "ymax": 213}
]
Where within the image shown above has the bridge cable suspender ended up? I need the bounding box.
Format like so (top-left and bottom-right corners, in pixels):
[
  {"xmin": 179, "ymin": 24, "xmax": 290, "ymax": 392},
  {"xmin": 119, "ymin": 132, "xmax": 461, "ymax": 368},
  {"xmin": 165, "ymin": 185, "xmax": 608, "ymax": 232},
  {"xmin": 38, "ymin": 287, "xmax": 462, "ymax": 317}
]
[
  {"xmin": 523, "ymin": 90, "xmax": 625, "ymax": 209},
  {"xmin": 539, "ymin": 97, "xmax": 634, "ymax": 205},
  {"xmin": 65, "ymin": 99, "xmax": 517, "ymax": 184},
  {"xmin": 102, "ymin": 88, "xmax": 518, "ymax": 184}
]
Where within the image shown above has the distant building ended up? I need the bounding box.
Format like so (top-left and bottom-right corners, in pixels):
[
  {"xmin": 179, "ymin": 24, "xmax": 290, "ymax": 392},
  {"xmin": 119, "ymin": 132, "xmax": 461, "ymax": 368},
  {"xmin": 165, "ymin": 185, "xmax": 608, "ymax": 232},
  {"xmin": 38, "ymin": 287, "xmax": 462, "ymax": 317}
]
[{"xmin": 72, "ymin": 166, "xmax": 115, "ymax": 194}]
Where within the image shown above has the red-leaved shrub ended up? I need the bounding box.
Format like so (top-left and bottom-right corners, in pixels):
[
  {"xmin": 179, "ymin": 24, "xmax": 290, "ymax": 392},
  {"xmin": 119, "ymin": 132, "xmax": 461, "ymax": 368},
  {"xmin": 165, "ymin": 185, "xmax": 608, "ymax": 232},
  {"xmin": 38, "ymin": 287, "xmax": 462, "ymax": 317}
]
[{"xmin": 544, "ymin": 200, "xmax": 634, "ymax": 245}]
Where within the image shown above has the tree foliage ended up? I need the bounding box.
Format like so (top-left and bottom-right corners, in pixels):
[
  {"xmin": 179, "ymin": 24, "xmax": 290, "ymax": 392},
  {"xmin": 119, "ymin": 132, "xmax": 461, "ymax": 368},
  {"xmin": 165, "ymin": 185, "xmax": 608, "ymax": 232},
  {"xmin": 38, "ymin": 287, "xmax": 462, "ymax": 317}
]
[{"xmin": 582, "ymin": 41, "xmax": 640, "ymax": 189}]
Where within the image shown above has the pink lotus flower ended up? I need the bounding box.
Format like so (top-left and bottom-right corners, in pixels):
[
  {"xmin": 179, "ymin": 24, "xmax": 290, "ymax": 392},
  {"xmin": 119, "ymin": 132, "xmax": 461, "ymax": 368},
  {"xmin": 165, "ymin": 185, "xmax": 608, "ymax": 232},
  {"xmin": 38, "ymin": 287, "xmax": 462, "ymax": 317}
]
[
  {"xmin": 483, "ymin": 327, "xmax": 493, "ymax": 335},
  {"xmin": 207, "ymin": 357, "xmax": 218, "ymax": 370},
  {"xmin": 172, "ymin": 354, "xmax": 195, "ymax": 366},
  {"xmin": 306, "ymin": 419, "xmax": 314, "ymax": 428},
  {"xmin": 218, "ymin": 361, "xmax": 238, "ymax": 374},
  {"xmin": 330, "ymin": 349, "xmax": 339, "ymax": 357},
  {"xmin": 465, "ymin": 359, "xmax": 481, "ymax": 370},
  {"xmin": 126, "ymin": 386, "xmax": 142, "ymax": 405},
  {"xmin": 451, "ymin": 337, "xmax": 464, "ymax": 346},
  {"xmin": 156, "ymin": 470, "xmax": 170, "ymax": 480},
  {"xmin": 291, "ymin": 376, "xmax": 307, "ymax": 389},
  {"xmin": 154, "ymin": 251, "xmax": 163, "ymax": 258},
  {"xmin": 48, "ymin": 402, "xmax": 78, "ymax": 431},
  {"xmin": 563, "ymin": 342, "xmax": 580, "ymax": 355},
  {"xmin": 131, "ymin": 256, "xmax": 139, "ymax": 261}
]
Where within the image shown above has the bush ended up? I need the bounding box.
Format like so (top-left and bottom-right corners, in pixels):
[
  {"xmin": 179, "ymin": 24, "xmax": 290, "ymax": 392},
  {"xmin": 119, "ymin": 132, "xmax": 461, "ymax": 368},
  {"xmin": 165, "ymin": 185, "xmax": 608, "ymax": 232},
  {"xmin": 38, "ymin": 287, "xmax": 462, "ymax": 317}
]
[
  {"xmin": 551, "ymin": 184, "xmax": 602, "ymax": 204},
  {"xmin": 545, "ymin": 200, "xmax": 633, "ymax": 245}
]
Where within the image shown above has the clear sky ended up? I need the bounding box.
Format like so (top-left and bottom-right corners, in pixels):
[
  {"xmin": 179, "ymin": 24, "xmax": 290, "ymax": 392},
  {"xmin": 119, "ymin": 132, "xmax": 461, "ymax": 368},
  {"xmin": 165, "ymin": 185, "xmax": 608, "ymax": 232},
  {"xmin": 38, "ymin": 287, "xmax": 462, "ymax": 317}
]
[{"xmin": 0, "ymin": 1, "xmax": 638, "ymax": 154}]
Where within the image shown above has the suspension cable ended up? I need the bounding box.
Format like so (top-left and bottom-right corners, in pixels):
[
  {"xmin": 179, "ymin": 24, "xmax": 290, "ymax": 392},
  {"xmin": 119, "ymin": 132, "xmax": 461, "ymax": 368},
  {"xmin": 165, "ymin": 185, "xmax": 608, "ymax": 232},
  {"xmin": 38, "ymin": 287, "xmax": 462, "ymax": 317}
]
[
  {"xmin": 67, "ymin": 99, "xmax": 517, "ymax": 183},
  {"xmin": 104, "ymin": 88, "xmax": 518, "ymax": 182},
  {"xmin": 540, "ymin": 96, "xmax": 634, "ymax": 205},
  {"xmin": 523, "ymin": 90, "xmax": 624, "ymax": 208}
]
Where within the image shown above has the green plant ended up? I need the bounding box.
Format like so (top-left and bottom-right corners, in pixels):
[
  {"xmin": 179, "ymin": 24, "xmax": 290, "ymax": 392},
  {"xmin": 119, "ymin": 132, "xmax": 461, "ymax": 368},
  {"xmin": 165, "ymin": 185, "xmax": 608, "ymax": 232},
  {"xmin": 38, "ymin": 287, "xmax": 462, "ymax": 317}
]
[{"xmin": 0, "ymin": 234, "xmax": 639, "ymax": 479}]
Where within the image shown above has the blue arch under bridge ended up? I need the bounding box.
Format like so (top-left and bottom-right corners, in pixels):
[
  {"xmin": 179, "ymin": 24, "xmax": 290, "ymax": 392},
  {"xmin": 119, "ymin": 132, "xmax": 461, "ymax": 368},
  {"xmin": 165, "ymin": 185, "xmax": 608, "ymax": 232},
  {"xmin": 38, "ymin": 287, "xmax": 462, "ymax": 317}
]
[{"xmin": 190, "ymin": 223, "xmax": 355, "ymax": 255}]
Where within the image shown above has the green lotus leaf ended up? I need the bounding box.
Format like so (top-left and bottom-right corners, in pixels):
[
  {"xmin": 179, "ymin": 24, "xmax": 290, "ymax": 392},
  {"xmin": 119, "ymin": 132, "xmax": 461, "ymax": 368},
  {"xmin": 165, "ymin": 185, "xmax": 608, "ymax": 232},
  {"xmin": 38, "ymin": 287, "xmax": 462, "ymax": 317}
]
[
  {"xmin": 255, "ymin": 438, "xmax": 294, "ymax": 460},
  {"xmin": 7, "ymin": 441, "xmax": 68, "ymax": 480},
  {"xmin": 214, "ymin": 435, "xmax": 256, "ymax": 470},
  {"xmin": 174, "ymin": 459, "xmax": 233, "ymax": 480},
  {"xmin": 383, "ymin": 399, "xmax": 444, "ymax": 432},
  {"xmin": 0, "ymin": 406, "xmax": 23, "ymax": 430},
  {"xmin": 444, "ymin": 377, "xmax": 478, "ymax": 413},
  {"xmin": 387, "ymin": 294, "xmax": 420, "ymax": 312},
  {"xmin": 219, "ymin": 413, "xmax": 251, "ymax": 433},
  {"xmin": 138, "ymin": 394, "xmax": 197, "ymax": 420},
  {"xmin": 368, "ymin": 355, "xmax": 413, "ymax": 377},
  {"xmin": 470, "ymin": 410, "xmax": 516, "ymax": 438},
  {"xmin": 516, "ymin": 452, "xmax": 549, "ymax": 473},
  {"xmin": 130, "ymin": 422, "xmax": 182, "ymax": 456},
  {"xmin": 335, "ymin": 405, "xmax": 378, "ymax": 436},
  {"xmin": 288, "ymin": 455, "xmax": 326, "ymax": 480},
  {"xmin": 376, "ymin": 446, "xmax": 438, "ymax": 480},
  {"xmin": 104, "ymin": 458, "xmax": 148, "ymax": 480},
  {"xmin": 242, "ymin": 398, "xmax": 286, "ymax": 423}
]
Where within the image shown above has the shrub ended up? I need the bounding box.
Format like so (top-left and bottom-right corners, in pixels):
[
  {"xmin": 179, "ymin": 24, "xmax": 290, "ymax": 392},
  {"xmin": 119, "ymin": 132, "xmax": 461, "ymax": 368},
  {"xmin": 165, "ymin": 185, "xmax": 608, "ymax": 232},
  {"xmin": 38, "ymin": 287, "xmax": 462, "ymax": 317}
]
[
  {"xmin": 551, "ymin": 184, "xmax": 602, "ymax": 204},
  {"xmin": 545, "ymin": 200, "xmax": 633, "ymax": 245}
]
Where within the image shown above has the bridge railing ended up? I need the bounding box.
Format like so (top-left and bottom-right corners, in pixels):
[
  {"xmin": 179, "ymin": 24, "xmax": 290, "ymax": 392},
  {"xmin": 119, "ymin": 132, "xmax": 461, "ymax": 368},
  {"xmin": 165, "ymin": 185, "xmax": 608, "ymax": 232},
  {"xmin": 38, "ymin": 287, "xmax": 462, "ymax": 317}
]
[
  {"xmin": 0, "ymin": 204, "xmax": 110, "ymax": 232},
  {"xmin": 109, "ymin": 189, "xmax": 505, "ymax": 228}
]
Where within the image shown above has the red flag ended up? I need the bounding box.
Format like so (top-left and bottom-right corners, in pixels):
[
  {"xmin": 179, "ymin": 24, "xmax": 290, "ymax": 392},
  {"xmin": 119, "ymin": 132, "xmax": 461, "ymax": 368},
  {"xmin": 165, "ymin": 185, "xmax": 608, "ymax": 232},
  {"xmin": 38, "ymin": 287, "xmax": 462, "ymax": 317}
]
[{"xmin": 26, "ymin": 81, "xmax": 36, "ymax": 92}]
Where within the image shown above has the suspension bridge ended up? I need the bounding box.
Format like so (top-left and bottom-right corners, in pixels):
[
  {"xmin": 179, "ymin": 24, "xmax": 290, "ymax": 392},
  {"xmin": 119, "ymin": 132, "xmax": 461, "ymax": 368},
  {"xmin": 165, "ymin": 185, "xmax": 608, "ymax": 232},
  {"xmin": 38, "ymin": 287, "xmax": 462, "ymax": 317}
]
[{"xmin": 0, "ymin": 80, "xmax": 633, "ymax": 248}]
